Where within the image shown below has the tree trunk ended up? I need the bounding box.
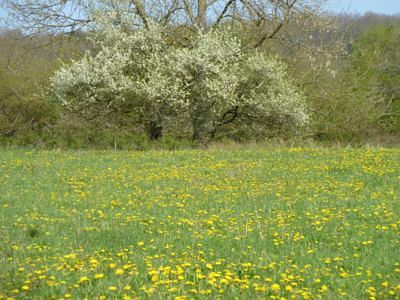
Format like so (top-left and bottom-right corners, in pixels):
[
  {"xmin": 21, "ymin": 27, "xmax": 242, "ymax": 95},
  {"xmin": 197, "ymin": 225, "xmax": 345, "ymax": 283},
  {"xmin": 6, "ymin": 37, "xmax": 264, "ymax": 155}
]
[
  {"xmin": 197, "ymin": 0, "xmax": 207, "ymax": 30},
  {"xmin": 191, "ymin": 115, "xmax": 205, "ymax": 141},
  {"xmin": 146, "ymin": 120, "xmax": 163, "ymax": 140},
  {"xmin": 191, "ymin": 108, "xmax": 209, "ymax": 141}
]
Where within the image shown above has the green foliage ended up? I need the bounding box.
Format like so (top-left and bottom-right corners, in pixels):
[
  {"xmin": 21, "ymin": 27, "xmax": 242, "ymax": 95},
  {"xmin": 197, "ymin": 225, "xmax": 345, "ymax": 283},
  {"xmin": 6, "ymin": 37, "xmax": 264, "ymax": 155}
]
[
  {"xmin": 0, "ymin": 31, "xmax": 86, "ymax": 145},
  {"xmin": 0, "ymin": 65, "xmax": 56, "ymax": 143},
  {"xmin": 290, "ymin": 23, "xmax": 400, "ymax": 143},
  {"xmin": 349, "ymin": 25, "xmax": 400, "ymax": 133}
]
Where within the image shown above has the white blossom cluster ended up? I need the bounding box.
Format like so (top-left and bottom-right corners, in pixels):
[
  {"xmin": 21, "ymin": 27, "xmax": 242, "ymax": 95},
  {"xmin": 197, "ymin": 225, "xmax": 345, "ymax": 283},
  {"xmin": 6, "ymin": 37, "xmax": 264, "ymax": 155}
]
[
  {"xmin": 51, "ymin": 17, "xmax": 176, "ymax": 113},
  {"xmin": 51, "ymin": 14, "xmax": 308, "ymax": 134},
  {"xmin": 240, "ymin": 53, "xmax": 309, "ymax": 126},
  {"xmin": 51, "ymin": 46, "xmax": 132, "ymax": 111},
  {"xmin": 167, "ymin": 29, "xmax": 243, "ymax": 136}
]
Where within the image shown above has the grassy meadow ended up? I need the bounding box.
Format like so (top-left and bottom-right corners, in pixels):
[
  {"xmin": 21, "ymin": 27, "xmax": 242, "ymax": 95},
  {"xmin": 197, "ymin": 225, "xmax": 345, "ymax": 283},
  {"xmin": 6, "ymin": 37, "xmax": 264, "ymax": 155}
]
[{"xmin": 0, "ymin": 148, "xmax": 399, "ymax": 299}]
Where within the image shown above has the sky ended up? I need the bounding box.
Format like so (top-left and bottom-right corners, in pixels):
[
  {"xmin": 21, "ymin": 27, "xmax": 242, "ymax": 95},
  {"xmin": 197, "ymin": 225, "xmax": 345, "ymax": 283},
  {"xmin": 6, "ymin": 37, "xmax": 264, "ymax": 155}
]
[
  {"xmin": 325, "ymin": 0, "xmax": 400, "ymax": 15},
  {"xmin": 1, "ymin": 0, "xmax": 400, "ymax": 25}
]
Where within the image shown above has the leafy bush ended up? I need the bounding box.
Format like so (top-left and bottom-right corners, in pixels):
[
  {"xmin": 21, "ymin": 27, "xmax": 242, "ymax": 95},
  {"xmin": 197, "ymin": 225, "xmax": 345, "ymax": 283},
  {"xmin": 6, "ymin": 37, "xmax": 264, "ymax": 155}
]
[{"xmin": 349, "ymin": 25, "xmax": 400, "ymax": 134}]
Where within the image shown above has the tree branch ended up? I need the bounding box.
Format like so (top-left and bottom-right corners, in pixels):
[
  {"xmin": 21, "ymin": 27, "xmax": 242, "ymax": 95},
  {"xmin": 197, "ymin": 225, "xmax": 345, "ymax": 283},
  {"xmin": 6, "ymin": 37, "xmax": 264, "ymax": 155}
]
[
  {"xmin": 254, "ymin": 0, "xmax": 298, "ymax": 48},
  {"xmin": 131, "ymin": 0, "xmax": 149, "ymax": 28},
  {"xmin": 213, "ymin": 0, "xmax": 236, "ymax": 27}
]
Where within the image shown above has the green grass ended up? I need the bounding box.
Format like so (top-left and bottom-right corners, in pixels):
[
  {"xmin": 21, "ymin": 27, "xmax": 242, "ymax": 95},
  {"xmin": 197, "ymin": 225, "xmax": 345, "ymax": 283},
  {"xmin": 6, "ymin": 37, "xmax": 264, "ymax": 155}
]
[{"xmin": 0, "ymin": 148, "xmax": 399, "ymax": 299}]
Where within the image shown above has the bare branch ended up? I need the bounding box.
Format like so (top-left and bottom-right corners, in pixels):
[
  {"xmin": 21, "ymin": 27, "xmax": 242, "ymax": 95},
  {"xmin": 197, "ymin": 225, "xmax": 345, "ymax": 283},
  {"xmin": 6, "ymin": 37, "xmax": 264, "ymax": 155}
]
[
  {"xmin": 213, "ymin": 0, "xmax": 236, "ymax": 27},
  {"xmin": 182, "ymin": 0, "xmax": 196, "ymax": 25},
  {"xmin": 131, "ymin": 0, "xmax": 149, "ymax": 28},
  {"xmin": 254, "ymin": 0, "xmax": 298, "ymax": 48}
]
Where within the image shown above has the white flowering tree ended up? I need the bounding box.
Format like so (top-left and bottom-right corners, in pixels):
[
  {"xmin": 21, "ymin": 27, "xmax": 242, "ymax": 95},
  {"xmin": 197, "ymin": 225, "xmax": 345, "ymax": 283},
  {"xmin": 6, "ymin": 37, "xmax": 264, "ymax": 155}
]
[
  {"xmin": 170, "ymin": 30, "xmax": 242, "ymax": 140},
  {"xmin": 51, "ymin": 17, "xmax": 184, "ymax": 138},
  {"xmin": 51, "ymin": 14, "xmax": 308, "ymax": 140}
]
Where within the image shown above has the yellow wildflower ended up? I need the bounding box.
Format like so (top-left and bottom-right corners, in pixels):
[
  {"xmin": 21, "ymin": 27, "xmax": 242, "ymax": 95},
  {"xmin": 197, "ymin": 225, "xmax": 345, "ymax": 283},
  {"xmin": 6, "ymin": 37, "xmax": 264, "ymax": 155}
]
[
  {"xmin": 94, "ymin": 273, "xmax": 104, "ymax": 279},
  {"xmin": 78, "ymin": 276, "xmax": 89, "ymax": 284},
  {"xmin": 115, "ymin": 268, "xmax": 125, "ymax": 275},
  {"xmin": 271, "ymin": 283, "xmax": 281, "ymax": 292}
]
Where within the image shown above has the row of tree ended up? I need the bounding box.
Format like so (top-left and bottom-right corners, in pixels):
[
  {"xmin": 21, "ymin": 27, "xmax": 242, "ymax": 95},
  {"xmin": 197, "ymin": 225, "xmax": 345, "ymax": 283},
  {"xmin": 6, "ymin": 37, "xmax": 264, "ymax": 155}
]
[{"xmin": 0, "ymin": 0, "xmax": 399, "ymax": 147}]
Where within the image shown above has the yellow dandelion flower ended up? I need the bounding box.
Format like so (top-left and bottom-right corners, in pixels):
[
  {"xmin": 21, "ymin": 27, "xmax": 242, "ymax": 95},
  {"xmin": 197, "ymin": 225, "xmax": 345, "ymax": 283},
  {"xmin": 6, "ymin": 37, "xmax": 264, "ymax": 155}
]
[
  {"xmin": 271, "ymin": 283, "xmax": 281, "ymax": 292},
  {"xmin": 63, "ymin": 253, "xmax": 76, "ymax": 260},
  {"xmin": 94, "ymin": 273, "xmax": 104, "ymax": 279},
  {"xmin": 220, "ymin": 278, "xmax": 229, "ymax": 285},
  {"xmin": 320, "ymin": 285, "xmax": 328, "ymax": 292},
  {"xmin": 146, "ymin": 287, "xmax": 155, "ymax": 294},
  {"xmin": 151, "ymin": 274, "xmax": 159, "ymax": 282},
  {"xmin": 78, "ymin": 276, "xmax": 89, "ymax": 284},
  {"xmin": 115, "ymin": 269, "xmax": 124, "ymax": 275}
]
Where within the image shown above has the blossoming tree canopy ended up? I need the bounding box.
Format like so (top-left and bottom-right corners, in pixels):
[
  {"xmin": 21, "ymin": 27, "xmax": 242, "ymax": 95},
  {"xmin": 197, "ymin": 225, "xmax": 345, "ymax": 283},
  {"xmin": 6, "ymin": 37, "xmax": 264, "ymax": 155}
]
[{"xmin": 51, "ymin": 15, "xmax": 308, "ymax": 140}]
